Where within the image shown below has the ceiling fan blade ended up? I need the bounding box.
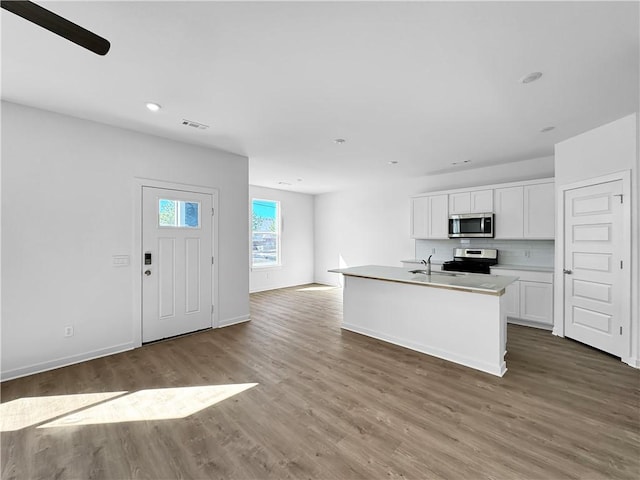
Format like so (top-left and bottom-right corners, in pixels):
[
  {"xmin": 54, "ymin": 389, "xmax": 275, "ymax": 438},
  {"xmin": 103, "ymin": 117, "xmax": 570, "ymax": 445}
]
[{"xmin": 1, "ymin": 0, "xmax": 110, "ymax": 55}]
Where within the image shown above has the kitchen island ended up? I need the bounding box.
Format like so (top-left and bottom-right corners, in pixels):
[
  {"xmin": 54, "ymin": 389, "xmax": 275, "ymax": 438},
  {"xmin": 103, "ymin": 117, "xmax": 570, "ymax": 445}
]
[{"xmin": 328, "ymin": 265, "xmax": 518, "ymax": 377}]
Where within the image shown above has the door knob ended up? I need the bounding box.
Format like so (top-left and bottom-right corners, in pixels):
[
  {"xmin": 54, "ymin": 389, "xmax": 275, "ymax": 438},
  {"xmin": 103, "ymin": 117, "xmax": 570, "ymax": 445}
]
[
  {"xmin": 563, "ymin": 269, "xmax": 572, "ymax": 274},
  {"xmin": 144, "ymin": 270, "xmax": 151, "ymax": 276}
]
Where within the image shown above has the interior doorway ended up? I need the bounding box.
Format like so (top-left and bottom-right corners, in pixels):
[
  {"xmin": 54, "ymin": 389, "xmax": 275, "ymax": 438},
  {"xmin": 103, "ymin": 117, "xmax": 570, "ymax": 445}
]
[{"xmin": 558, "ymin": 172, "xmax": 631, "ymax": 360}]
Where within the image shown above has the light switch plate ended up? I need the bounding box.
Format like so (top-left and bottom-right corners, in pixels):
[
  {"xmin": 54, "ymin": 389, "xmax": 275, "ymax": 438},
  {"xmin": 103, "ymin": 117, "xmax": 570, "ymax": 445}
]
[{"xmin": 112, "ymin": 255, "xmax": 130, "ymax": 267}]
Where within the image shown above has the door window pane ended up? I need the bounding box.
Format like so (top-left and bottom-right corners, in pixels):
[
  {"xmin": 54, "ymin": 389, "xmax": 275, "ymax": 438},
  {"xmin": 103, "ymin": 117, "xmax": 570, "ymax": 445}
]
[
  {"xmin": 159, "ymin": 199, "xmax": 200, "ymax": 228},
  {"xmin": 252, "ymin": 199, "xmax": 280, "ymax": 267}
]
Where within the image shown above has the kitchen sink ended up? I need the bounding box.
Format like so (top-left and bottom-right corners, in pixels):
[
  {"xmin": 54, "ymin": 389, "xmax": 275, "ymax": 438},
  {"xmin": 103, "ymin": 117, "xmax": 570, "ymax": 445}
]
[{"xmin": 409, "ymin": 269, "xmax": 461, "ymax": 276}]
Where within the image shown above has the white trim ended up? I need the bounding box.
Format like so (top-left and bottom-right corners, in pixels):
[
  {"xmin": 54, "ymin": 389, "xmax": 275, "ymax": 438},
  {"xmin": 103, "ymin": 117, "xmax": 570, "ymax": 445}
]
[
  {"xmin": 625, "ymin": 357, "xmax": 640, "ymax": 369},
  {"xmin": 411, "ymin": 176, "xmax": 554, "ymax": 199},
  {"xmin": 1, "ymin": 342, "xmax": 136, "ymax": 382},
  {"xmin": 249, "ymin": 280, "xmax": 315, "ymax": 293},
  {"xmin": 218, "ymin": 315, "xmax": 251, "ymax": 328},
  {"xmin": 133, "ymin": 178, "xmax": 219, "ymax": 341},
  {"xmin": 250, "ymin": 197, "xmax": 282, "ymax": 269},
  {"xmin": 554, "ymin": 170, "xmax": 632, "ymax": 364}
]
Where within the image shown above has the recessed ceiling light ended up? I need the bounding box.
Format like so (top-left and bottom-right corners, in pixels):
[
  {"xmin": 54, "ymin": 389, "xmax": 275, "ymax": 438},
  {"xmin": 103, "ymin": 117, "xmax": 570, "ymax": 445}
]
[
  {"xmin": 334, "ymin": 138, "xmax": 346, "ymax": 144},
  {"xmin": 145, "ymin": 102, "xmax": 161, "ymax": 112},
  {"xmin": 451, "ymin": 159, "xmax": 472, "ymax": 166},
  {"xmin": 519, "ymin": 72, "xmax": 543, "ymax": 84},
  {"xmin": 278, "ymin": 181, "xmax": 292, "ymax": 186},
  {"xmin": 540, "ymin": 126, "xmax": 555, "ymax": 132},
  {"xmin": 388, "ymin": 160, "xmax": 399, "ymax": 165},
  {"xmin": 297, "ymin": 178, "xmax": 303, "ymax": 182}
]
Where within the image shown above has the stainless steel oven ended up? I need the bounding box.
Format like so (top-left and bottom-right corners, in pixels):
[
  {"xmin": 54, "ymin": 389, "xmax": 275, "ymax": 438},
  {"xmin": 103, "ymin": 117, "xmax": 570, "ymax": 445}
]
[{"xmin": 442, "ymin": 248, "xmax": 498, "ymax": 274}]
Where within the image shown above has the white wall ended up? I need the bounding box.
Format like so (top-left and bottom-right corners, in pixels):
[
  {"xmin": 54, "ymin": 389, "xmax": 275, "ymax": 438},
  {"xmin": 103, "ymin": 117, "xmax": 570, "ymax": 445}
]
[
  {"xmin": 554, "ymin": 113, "xmax": 639, "ymax": 367},
  {"xmin": 314, "ymin": 155, "xmax": 554, "ymax": 286},
  {"xmin": 1, "ymin": 101, "xmax": 250, "ymax": 380},
  {"xmin": 249, "ymin": 185, "xmax": 314, "ymax": 292}
]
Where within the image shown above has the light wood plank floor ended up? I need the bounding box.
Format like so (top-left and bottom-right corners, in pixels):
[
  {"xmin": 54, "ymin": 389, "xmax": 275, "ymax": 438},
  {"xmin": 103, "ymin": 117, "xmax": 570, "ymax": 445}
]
[{"xmin": 2, "ymin": 284, "xmax": 639, "ymax": 479}]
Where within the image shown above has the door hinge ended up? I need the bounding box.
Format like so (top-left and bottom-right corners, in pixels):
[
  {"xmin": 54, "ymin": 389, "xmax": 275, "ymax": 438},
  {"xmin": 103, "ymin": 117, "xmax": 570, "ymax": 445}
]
[
  {"xmin": 620, "ymin": 260, "xmax": 623, "ymax": 269},
  {"xmin": 614, "ymin": 194, "xmax": 623, "ymax": 204},
  {"xmin": 211, "ymin": 207, "xmax": 215, "ymax": 216},
  {"xmin": 212, "ymin": 256, "xmax": 214, "ymax": 264},
  {"xmin": 620, "ymin": 326, "xmax": 623, "ymax": 335},
  {"xmin": 211, "ymin": 305, "xmax": 214, "ymax": 313}
]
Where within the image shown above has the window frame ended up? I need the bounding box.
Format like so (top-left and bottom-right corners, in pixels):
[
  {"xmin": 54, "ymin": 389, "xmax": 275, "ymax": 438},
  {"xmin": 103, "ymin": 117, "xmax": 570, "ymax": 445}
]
[
  {"xmin": 251, "ymin": 198, "xmax": 282, "ymax": 269},
  {"xmin": 158, "ymin": 198, "xmax": 201, "ymax": 229}
]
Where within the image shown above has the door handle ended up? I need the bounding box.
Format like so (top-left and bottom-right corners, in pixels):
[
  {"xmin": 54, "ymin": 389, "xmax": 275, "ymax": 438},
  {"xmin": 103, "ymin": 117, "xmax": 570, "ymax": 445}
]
[
  {"xmin": 144, "ymin": 270, "xmax": 151, "ymax": 276},
  {"xmin": 563, "ymin": 269, "xmax": 572, "ymax": 275}
]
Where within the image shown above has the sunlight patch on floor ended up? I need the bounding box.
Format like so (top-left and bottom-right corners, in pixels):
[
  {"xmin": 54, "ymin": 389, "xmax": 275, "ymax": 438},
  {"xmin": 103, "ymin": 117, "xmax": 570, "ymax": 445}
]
[
  {"xmin": 1, "ymin": 383, "xmax": 258, "ymax": 431},
  {"xmin": 1, "ymin": 391, "xmax": 127, "ymax": 432},
  {"xmin": 38, "ymin": 383, "xmax": 258, "ymax": 428}
]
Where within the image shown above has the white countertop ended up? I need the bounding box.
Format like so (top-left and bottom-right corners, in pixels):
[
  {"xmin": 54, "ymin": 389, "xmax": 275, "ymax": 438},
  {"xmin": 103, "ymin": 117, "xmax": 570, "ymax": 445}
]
[
  {"xmin": 491, "ymin": 264, "xmax": 554, "ymax": 273},
  {"xmin": 329, "ymin": 265, "xmax": 518, "ymax": 295}
]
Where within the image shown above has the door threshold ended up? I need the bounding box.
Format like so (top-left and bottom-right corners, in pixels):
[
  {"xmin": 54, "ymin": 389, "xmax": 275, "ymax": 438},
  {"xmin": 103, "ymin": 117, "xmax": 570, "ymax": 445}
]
[{"xmin": 143, "ymin": 327, "xmax": 213, "ymax": 345}]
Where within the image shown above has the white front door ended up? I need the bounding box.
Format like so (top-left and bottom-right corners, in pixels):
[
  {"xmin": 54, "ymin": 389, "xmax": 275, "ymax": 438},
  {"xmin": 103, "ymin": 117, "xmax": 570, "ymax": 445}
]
[
  {"xmin": 563, "ymin": 180, "xmax": 625, "ymax": 356},
  {"xmin": 142, "ymin": 187, "xmax": 213, "ymax": 342}
]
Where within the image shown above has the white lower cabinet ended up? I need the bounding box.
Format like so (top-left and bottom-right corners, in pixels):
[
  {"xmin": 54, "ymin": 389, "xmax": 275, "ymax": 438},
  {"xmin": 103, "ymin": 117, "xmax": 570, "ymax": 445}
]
[{"xmin": 493, "ymin": 268, "xmax": 554, "ymax": 329}]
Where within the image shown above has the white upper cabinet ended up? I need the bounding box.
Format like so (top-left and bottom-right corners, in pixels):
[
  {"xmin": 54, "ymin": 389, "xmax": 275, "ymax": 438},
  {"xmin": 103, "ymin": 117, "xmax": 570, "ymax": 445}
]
[
  {"xmin": 471, "ymin": 189, "xmax": 493, "ymax": 213},
  {"xmin": 494, "ymin": 182, "xmax": 555, "ymax": 239},
  {"xmin": 429, "ymin": 195, "xmax": 449, "ymax": 238},
  {"xmin": 448, "ymin": 189, "xmax": 493, "ymax": 214},
  {"xmin": 411, "ymin": 194, "xmax": 448, "ymax": 239},
  {"xmin": 412, "ymin": 178, "xmax": 554, "ymax": 240},
  {"xmin": 448, "ymin": 192, "xmax": 471, "ymax": 214},
  {"xmin": 523, "ymin": 182, "xmax": 555, "ymax": 238},
  {"xmin": 494, "ymin": 186, "xmax": 524, "ymax": 238}
]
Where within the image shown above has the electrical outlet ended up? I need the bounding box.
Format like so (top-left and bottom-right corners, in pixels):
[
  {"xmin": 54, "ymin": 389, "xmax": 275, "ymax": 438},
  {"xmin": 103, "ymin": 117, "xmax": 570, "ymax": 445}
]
[
  {"xmin": 64, "ymin": 326, "xmax": 74, "ymax": 337},
  {"xmin": 524, "ymin": 250, "xmax": 531, "ymax": 258}
]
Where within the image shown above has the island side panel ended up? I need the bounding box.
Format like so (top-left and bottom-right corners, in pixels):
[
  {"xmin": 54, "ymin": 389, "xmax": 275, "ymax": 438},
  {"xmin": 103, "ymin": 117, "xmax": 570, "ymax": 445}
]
[{"xmin": 342, "ymin": 275, "xmax": 506, "ymax": 377}]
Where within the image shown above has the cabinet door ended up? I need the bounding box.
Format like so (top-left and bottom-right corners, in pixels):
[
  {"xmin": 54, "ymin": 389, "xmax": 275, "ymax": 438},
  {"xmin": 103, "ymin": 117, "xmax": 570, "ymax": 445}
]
[
  {"xmin": 429, "ymin": 195, "xmax": 449, "ymax": 239},
  {"xmin": 470, "ymin": 189, "xmax": 493, "ymax": 213},
  {"xmin": 524, "ymin": 183, "xmax": 555, "ymax": 238},
  {"xmin": 494, "ymin": 186, "xmax": 524, "ymax": 238},
  {"xmin": 411, "ymin": 197, "xmax": 429, "ymax": 238},
  {"xmin": 519, "ymin": 281, "xmax": 553, "ymax": 325},
  {"xmin": 503, "ymin": 281, "xmax": 520, "ymax": 319},
  {"xmin": 449, "ymin": 192, "xmax": 471, "ymax": 214}
]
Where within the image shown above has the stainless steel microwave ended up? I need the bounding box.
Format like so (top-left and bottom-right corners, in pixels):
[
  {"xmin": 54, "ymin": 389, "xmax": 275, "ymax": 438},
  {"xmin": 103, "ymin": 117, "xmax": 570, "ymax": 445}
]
[{"xmin": 448, "ymin": 213, "xmax": 494, "ymax": 238}]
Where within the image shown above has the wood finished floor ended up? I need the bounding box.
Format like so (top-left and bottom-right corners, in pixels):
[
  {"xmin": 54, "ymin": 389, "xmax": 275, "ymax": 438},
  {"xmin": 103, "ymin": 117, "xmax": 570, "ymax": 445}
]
[{"xmin": 1, "ymin": 284, "xmax": 639, "ymax": 480}]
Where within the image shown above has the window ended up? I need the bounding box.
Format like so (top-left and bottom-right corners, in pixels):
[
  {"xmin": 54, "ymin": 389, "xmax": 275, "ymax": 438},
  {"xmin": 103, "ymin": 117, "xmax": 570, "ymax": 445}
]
[
  {"xmin": 252, "ymin": 199, "xmax": 280, "ymax": 267},
  {"xmin": 159, "ymin": 199, "xmax": 200, "ymax": 228}
]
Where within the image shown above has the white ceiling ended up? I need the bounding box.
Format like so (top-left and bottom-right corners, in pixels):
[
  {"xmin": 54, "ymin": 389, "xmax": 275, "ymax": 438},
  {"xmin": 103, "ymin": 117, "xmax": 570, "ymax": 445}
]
[{"xmin": 2, "ymin": 1, "xmax": 638, "ymax": 194}]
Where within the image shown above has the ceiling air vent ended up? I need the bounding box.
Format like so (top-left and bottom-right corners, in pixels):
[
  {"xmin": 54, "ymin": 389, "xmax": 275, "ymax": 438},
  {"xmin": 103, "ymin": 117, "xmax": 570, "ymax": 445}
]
[{"xmin": 181, "ymin": 119, "xmax": 209, "ymax": 130}]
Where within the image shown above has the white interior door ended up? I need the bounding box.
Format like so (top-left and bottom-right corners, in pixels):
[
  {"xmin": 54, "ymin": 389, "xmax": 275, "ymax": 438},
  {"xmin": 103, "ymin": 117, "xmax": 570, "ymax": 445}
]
[
  {"xmin": 142, "ymin": 187, "xmax": 213, "ymax": 342},
  {"xmin": 563, "ymin": 180, "xmax": 624, "ymax": 356}
]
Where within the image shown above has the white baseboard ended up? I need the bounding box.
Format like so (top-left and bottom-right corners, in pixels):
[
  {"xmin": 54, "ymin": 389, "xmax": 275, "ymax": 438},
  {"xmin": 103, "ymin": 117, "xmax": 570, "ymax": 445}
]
[
  {"xmin": 507, "ymin": 318, "xmax": 553, "ymax": 331},
  {"xmin": 218, "ymin": 314, "xmax": 251, "ymax": 328},
  {"xmin": 623, "ymin": 356, "xmax": 640, "ymax": 369},
  {"xmin": 249, "ymin": 280, "xmax": 316, "ymax": 293},
  {"xmin": 1, "ymin": 342, "xmax": 136, "ymax": 382}
]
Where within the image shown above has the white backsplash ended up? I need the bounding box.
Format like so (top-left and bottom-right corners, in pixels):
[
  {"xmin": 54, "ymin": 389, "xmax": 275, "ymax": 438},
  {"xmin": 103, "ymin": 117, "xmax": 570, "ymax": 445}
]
[{"xmin": 415, "ymin": 238, "xmax": 554, "ymax": 267}]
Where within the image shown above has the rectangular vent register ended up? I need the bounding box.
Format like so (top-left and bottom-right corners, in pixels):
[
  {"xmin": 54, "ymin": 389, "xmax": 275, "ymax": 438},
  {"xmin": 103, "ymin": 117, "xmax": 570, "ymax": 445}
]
[{"xmin": 181, "ymin": 119, "xmax": 209, "ymax": 130}]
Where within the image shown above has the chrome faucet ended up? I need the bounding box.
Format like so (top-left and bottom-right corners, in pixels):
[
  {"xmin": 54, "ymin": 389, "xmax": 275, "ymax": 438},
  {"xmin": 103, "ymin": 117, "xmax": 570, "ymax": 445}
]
[{"xmin": 421, "ymin": 255, "xmax": 432, "ymax": 275}]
